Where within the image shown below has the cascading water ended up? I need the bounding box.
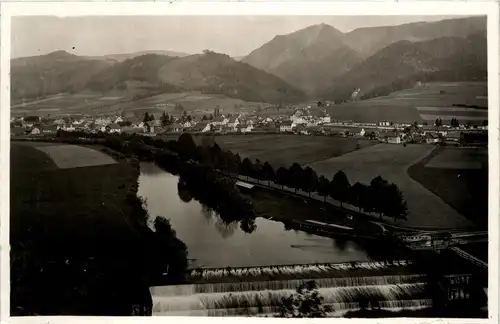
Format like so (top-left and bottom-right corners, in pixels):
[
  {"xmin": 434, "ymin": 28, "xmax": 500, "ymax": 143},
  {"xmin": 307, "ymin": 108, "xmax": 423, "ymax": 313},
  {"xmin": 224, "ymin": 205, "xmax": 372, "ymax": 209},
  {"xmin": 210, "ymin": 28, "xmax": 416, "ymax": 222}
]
[
  {"xmin": 150, "ymin": 261, "xmax": 431, "ymax": 317},
  {"xmin": 151, "ymin": 284, "xmax": 430, "ymax": 315},
  {"xmin": 151, "ymin": 274, "xmax": 427, "ymax": 296},
  {"xmin": 189, "ymin": 260, "xmax": 413, "ymax": 282}
]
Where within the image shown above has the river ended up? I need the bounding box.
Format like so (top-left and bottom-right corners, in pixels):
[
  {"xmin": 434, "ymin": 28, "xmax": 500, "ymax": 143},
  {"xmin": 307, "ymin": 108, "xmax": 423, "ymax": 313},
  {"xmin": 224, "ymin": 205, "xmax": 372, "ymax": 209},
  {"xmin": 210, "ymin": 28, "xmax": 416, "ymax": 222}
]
[{"xmin": 137, "ymin": 162, "xmax": 370, "ymax": 269}]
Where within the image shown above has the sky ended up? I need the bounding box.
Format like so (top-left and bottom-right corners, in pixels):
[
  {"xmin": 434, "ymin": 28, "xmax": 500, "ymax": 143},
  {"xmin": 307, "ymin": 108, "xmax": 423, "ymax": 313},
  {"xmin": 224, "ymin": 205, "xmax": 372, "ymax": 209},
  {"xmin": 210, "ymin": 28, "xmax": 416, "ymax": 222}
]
[{"xmin": 12, "ymin": 15, "xmax": 467, "ymax": 58}]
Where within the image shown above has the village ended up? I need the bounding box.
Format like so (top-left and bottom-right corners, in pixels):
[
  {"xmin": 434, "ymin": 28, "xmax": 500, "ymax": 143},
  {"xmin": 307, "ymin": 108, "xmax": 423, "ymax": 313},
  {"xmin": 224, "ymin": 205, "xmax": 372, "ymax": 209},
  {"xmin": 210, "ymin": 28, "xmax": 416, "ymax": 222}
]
[{"xmin": 10, "ymin": 104, "xmax": 488, "ymax": 147}]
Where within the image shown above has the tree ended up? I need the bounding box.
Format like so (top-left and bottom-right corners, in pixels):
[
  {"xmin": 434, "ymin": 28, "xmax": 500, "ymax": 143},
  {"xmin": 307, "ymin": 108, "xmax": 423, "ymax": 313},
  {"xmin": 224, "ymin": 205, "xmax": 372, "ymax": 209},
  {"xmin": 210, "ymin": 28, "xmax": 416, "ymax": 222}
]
[
  {"xmin": 187, "ymin": 115, "xmax": 192, "ymax": 122},
  {"xmin": 383, "ymin": 183, "xmax": 408, "ymax": 221},
  {"xmin": 369, "ymin": 176, "xmax": 390, "ymax": 219},
  {"xmin": 240, "ymin": 158, "xmax": 253, "ymax": 181},
  {"xmin": 231, "ymin": 153, "xmax": 242, "ymax": 176},
  {"xmin": 450, "ymin": 118, "xmax": 460, "ymax": 128},
  {"xmin": 252, "ymin": 159, "xmax": 263, "ymax": 183},
  {"xmin": 202, "ymin": 115, "xmax": 208, "ymax": 121},
  {"xmin": 349, "ymin": 182, "xmax": 367, "ymax": 212},
  {"xmin": 302, "ymin": 167, "xmax": 318, "ymax": 198},
  {"xmin": 160, "ymin": 112, "xmax": 171, "ymax": 126},
  {"xmin": 329, "ymin": 171, "xmax": 351, "ymax": 208},
  {"xmin": 143, "ymin": 112, "xmax": 150, "ymax": 123},
  {"xmin": 482, "ymin": 120, "xmax": 488, "ymax": 127},
  {"xmin": 275, "ymin": 167, "xmax": 289, "ymax": 190},
  {"xmin": 277, "ymin": 280, "xmax": 332, "ymax": 318},
  {"xmin": 177, "ymin": 133, "xmax": 197, "ymax": 160},
  {"xmin": 435, "ymin": 118, "xmax": 443, "ymax": 127},
  {"xmin": 262, "ymin": 162, "xmax": 275, "ymax": 186},
  {"xmin": 316, "ymin": 176, "xmax": 330, "ymax": 203},
  {"xmin": 288, "ymin": 163, "xmax": 304, "ymax": 193}
]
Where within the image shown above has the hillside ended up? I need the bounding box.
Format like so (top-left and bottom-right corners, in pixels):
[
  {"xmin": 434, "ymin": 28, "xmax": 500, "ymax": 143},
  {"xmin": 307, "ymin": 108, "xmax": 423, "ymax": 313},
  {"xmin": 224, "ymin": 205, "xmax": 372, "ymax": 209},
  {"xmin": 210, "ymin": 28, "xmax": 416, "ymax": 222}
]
[
  {"xmin": 93, "ymin": 50, "xmax": 190, "ymax": 62},
  {"xmin": 157, "ymin": 51, "xmax": 306, "ymax": 103},
  {"xmin": 242, "ymin": 17, "xmax": 486, "ymax": 96},
  {"xmin": 321, "ymin": 33, "xmax": 487, "ymax": 102},
  {"xmin": 344, "ymin": 16, "xmax": 486, "ymax": 58},
  {"xmin": 12, "ymin": 51, "xmax": 305, "ymax": 105},
  {"xmin": 11, "ymin": 51, "xmax": 114, "ymax": 103},
  {"xmin": 242, "ymin": 24, "xmax": 361, "ymax": 95},
  {"xmin": 86, "ymin": 54, "xmax": 179, "ymax": 93}
]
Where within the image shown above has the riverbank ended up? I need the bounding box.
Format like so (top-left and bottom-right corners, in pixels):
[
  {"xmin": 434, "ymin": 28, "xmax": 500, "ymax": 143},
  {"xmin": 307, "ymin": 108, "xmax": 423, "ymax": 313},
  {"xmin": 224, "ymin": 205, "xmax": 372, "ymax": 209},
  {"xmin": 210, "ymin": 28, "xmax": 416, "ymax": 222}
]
[{"xmin": 10, "ymin": 141, "xmax": 187, "ymax": 316}]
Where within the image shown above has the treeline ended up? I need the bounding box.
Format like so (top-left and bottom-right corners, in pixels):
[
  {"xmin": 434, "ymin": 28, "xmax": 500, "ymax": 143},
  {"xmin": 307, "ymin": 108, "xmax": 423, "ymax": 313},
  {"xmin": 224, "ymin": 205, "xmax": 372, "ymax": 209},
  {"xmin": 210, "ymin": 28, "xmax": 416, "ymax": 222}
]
[
  {"xmin": 55, "ymin": 131, "xmax": 257, "ymax": 233},
  {"xmin": 172, "ymin": 135, "xmax": 408, "ymax": 222},
  {"xmin": 51, "ymin": 131, "xmax": 407, "ymax": 221}
]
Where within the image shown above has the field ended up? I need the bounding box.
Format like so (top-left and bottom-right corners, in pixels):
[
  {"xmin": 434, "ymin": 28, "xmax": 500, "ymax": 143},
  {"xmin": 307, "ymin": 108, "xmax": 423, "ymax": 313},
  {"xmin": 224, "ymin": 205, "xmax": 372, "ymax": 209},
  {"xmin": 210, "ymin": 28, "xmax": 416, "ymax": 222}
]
[
  {"xmin": 11, "ymin": 90, "xmax": 269, "ymax": 118},
  {"xmin": 307, "ymin": 144, "xmax": 474, "ymax": 229},
  {"xmin": 325, "ymin": 82, "xmax": 488, "ymax": 124},
  {"xmin": 189, "ymin": 135, "xmax": 375, "ymax": 168},
  {"xmin": 408, "ymin": 147, "xmax": 488, "ymax": 229},
  {"xmin": 10, "ymin": 91, "xmax": 139, "ymax": 117},
  {"xmin": 10, "ymin": 142, "xmax": 151, "ymax": 315},
  {"xmin": 30, "ymin": 143, "xmax": 117, "ymax": 169},
  {"xmin": 425, "ymin": 148, "xmax": 486, "ymax": 170}
]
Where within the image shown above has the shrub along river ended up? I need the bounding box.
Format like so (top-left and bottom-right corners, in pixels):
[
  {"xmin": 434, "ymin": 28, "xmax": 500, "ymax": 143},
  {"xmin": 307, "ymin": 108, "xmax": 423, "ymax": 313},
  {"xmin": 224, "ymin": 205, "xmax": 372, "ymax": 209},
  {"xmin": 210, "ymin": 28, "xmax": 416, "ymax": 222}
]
[{"xmin": 137, "ymin": 162, "xmax": 372, "ymax": 269}]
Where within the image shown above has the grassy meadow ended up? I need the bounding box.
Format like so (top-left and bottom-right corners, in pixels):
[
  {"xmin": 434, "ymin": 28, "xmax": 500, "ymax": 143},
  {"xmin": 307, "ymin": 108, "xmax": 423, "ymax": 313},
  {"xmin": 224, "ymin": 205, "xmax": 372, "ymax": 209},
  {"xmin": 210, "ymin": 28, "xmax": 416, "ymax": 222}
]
[
  {"xmin": 10, "ymin": 142, "xmax": 152, "ymax": 315},
  {"xmin": 325, "ymin": 82, "xmax": 488, "ymax": 124},
  {"xmin": 307, "ymin": 144, "xmax": 474, "ymax": 230},
  {"xmin": 407, "ymin": 146, "xmax": 488, "ymax": 229},
  {"xmin": 10, "ymin": 90, "xmax": 270, "ymax": 119},
  {"xmin": 161, "ymin": 134, "xmax": 376, "ymax": 168}
]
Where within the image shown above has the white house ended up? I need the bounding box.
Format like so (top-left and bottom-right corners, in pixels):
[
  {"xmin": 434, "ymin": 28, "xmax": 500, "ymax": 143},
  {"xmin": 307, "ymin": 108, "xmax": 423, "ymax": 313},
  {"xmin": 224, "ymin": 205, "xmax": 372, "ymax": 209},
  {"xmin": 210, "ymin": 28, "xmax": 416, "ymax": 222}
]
[
  {"xmin": 62, "ymin": 124, "xmax": 76, "ymax": 132},
  {"xmin": 280, "ymin": 121, "xmax": 294, "ymax": 132},
  {"xmin": 291, "ymin": 116, "xmax": 307, "ymax": 125},
  {"xmin": 192, "ymin": 122, "xmax": 211, "ymax": 133},
  {"xmin": 29, "ymin": 127, "xmax": 41, "ymax": 135},
  {"xmin": 380, "ymin": 132, "xmax": 401, "ymax": 144},
  {"xmin": 211, "ymin": 116, "xmax": 229, "ymax": 126},
  {"xmin": 321, "ymin": 116, "xmax": 331, "ymax": 124},
  {"xmin": 426, "ymin": 133, "xmax": 441, "ymax": 144},
  {"xmin": 107, "ymin": 123, "xmax": 122, "ymax": 134},
  {"xmin": 347, "ymin": 127, "xmax": 365, "ymax": 137},
  {"xmin": 168, "ymin": 123, "xmax": 184, "ymax": 132},
  {"xmin": 227, "ymin": 117, "xmax": 240, "ymax": 129},
  {"xmin": 236, "ymin": 123, "xmax": 253, "ymax": 133},
  {"xmin": 144, "ymin": 121, "xmax": 155, "ymax": 134},
  {"xmin": 114, "ymin": 116, "xmax": 124, "ymax": 124},
  {"xmin": 95, "ymin": 118, "xmax": 111, "ymax": 126},
  {"xmin": 181, "ymin": 121, "xmax": 194, "ymax": 128}
]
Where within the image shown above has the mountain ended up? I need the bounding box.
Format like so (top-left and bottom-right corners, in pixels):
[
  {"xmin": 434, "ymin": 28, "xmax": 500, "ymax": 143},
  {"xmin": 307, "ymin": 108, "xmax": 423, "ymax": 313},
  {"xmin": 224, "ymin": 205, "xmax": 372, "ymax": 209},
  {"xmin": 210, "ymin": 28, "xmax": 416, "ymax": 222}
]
[
  {"xmin": 241, "ymin": 17, "xmax": 486, "ymax": 97},
  {"xmin": 86, "ymin": 54, "xmax": 178, "ymax": 92},
  {"xmin": 242, "ymin": 24, "xmax": 362, "ymax": 95},
  {"xmin": 91, "ymin": 50, "xmax": 190, "ymax": 62},
  {"xmin": 88, "ymin": 51, "xmax": 306, "ymax": 103},
  {"xmin": 344, "ymin": 16, "xmax": 486, "ymax": 58},
  {"xmin": 12, "ymin": 50, "xmax": 306, "ymax": 105},
  {"xmin": 155, "ymin": 51, "xmax": 306, "ymax": 103},
  {"xmin": 321, "ymin": 32, "xmax": 487, "ymax": 101},
  {"xmin": 11, "ymin": 51, "xmax": 114, "ymax": 103}
]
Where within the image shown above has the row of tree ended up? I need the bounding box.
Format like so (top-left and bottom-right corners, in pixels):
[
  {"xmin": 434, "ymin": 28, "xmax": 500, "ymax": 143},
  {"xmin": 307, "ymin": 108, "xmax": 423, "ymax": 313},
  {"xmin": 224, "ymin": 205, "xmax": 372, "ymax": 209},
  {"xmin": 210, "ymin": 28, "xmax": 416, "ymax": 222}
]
[{"xmin": 175, "ymin": 133, "xmax": 408, "ymax": 221}]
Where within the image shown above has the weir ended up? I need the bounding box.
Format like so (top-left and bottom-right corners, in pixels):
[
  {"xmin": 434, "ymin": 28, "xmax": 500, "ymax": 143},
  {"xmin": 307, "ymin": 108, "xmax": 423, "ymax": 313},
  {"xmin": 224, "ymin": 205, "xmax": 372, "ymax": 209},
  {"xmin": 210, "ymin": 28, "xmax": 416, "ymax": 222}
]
[
  {"xmin": 150, "ymin": 261, "xmax": 435, "ymax": 316},
  {"xmin": 188, "ymin": 260, "xmax": 414, "ymax": 283}
]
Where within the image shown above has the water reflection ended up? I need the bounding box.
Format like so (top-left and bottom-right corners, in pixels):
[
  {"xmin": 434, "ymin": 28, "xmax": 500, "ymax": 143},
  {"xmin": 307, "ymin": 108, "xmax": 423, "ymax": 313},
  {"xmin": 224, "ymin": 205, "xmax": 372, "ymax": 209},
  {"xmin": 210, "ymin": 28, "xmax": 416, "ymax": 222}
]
[
  {"xmin": 177, "ymin": 180, "xmax": 193, "ymax": 203},
  {"xmin": 138, "ymin": 162, "xmax": 370, "ymax": 268}
]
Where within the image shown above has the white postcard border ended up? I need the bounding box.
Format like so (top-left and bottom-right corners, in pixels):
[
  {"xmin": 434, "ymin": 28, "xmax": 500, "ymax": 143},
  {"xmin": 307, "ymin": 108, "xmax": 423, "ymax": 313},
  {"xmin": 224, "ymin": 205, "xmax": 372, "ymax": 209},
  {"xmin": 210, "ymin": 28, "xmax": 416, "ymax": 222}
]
[{"xmin": 0, "ymin": 2, "xmax": 498, "ymax": 324}]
